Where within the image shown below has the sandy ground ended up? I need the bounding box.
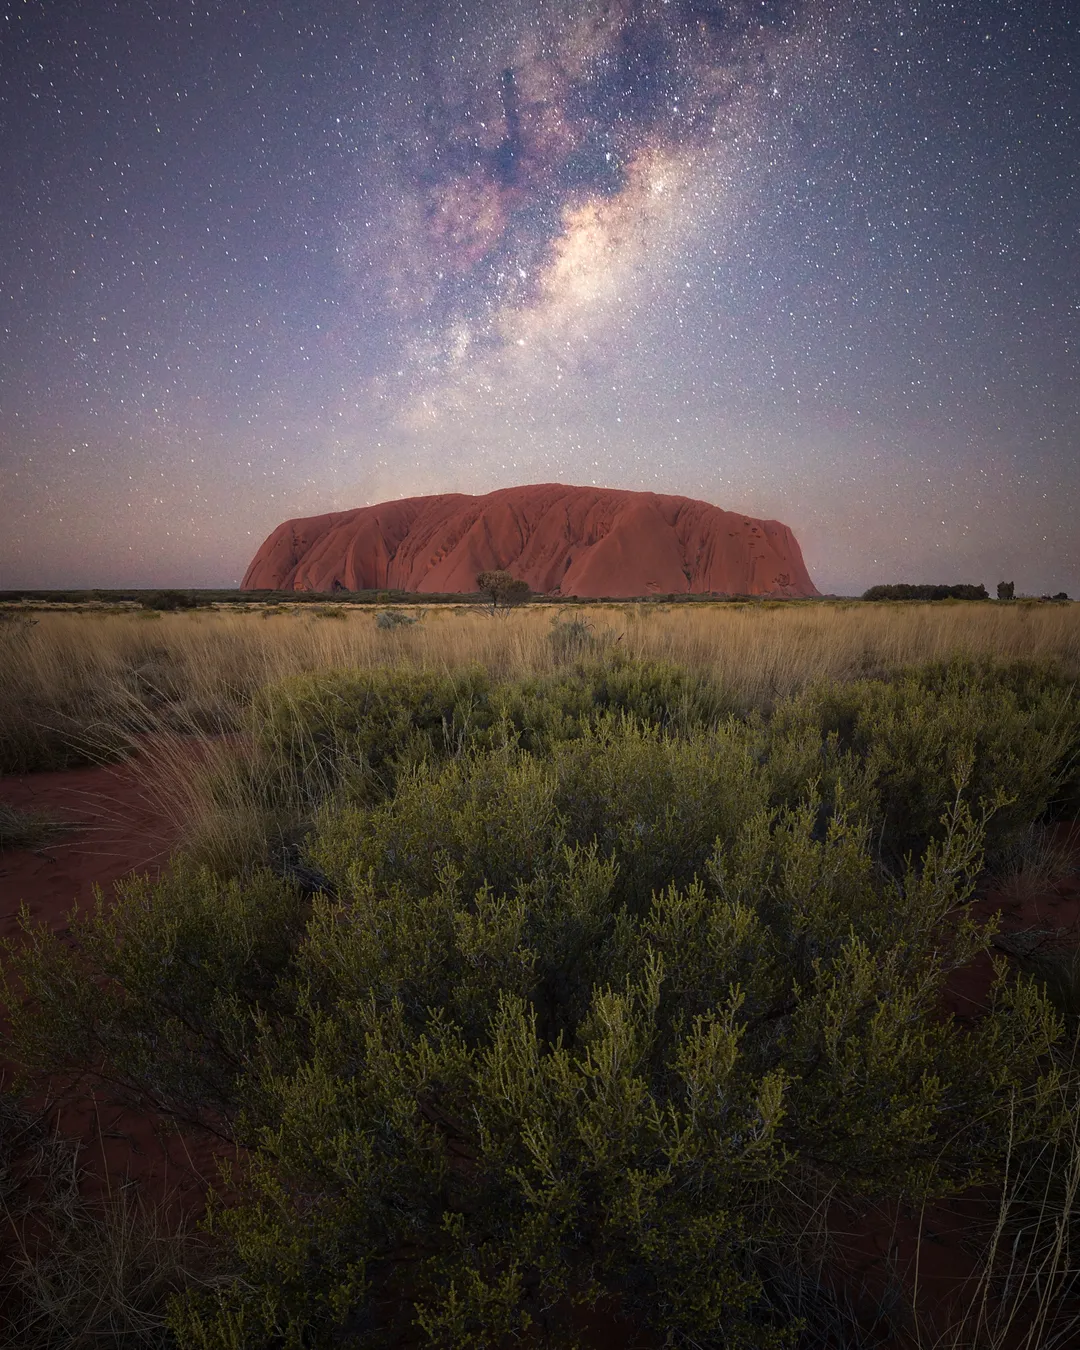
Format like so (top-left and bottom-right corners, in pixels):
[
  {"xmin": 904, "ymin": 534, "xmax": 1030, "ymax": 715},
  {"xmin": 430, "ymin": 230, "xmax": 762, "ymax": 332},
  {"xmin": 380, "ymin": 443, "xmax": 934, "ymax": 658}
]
[
  {"xmin": 0, "ymin": 757, "xmax": 177, "ymax": 940},
  {"xmin": 0, "ymin": 754, "xmax": 225, "ymax": 1209}
]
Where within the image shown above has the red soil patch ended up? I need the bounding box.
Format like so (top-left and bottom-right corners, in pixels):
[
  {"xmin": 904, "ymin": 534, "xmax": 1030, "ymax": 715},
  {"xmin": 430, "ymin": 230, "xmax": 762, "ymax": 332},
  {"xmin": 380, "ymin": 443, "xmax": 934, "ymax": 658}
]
[
  {"xmin": 0, "ymin": 754, "xmax": 226, "ymax": 1208},
  {"xmin": 0, "ymin": 757, "xmax": 176, "ymax": 943},
  {"xmin": 943, "ymin": 821, "xmax": 1080, "ymax": 1025}
]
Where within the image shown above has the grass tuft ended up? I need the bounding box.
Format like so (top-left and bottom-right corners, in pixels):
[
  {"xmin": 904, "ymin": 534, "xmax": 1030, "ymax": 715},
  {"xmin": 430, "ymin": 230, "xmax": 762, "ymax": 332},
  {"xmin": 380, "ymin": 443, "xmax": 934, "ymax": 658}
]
[
  {"xmin": 0, "ymin": 1091, "xmax": 225, "ymax": 1350},
  {"xmin": 0, "ymin": 802, "xmax": 69, "ymax": 852}
]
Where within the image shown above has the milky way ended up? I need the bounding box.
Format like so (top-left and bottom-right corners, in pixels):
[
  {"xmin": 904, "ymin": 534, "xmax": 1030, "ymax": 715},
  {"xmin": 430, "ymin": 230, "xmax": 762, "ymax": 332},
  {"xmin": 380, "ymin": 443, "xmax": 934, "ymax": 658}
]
[
  {"xmin": 1, "ymin": 0, "xmax": 1077, "ymax": 594},
  {"xmin": 356, "ymin": 1, "xmax": 801, "ymax": 327}
]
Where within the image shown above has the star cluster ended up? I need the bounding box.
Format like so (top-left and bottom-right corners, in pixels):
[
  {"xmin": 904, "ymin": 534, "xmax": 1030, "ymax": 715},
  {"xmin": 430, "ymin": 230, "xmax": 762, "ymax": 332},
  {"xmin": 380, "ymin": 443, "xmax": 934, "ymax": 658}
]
[{"xmin": 0, "ymin": 0, "xmax": 1076, "ymax": 594}]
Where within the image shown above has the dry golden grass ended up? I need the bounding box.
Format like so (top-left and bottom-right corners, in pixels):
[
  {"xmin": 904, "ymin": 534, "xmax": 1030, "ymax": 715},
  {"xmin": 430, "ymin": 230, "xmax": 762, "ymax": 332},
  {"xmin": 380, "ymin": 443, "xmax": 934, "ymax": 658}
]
[
  {"xmin": 4, "ymin": 597, "xmax": 1076, "ymax": 872},
  {"xmin": 0, "ymin": 1091, "xmax": 223, "ymax": 1350},
  {"xmin": 913, "ymin": 1075, "xmax": 1080, "ymax": 1350},
  {"xmin": 2, "ymin": 598, "xmax": 1078, "ymax": 735}
]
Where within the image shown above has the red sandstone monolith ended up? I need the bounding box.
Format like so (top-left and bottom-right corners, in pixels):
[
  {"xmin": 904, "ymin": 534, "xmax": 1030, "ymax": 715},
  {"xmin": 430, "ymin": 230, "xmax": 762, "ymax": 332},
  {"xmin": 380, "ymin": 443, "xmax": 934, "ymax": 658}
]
[{"xmin": 241, "ymin": 483, "xmax": 818, "ymax": 598}]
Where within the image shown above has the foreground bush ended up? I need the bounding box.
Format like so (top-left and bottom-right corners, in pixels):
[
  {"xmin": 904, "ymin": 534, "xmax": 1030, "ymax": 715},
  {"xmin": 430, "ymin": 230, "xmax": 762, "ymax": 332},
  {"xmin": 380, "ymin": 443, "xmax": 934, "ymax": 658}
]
[{"xmin": 4, "ymin": 656, "xmax": 1079, "ymax": 1347}]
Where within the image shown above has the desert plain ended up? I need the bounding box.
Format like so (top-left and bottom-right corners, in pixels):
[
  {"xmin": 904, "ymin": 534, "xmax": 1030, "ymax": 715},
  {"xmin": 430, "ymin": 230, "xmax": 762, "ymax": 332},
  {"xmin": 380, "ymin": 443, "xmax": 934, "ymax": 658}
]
[{"xmin": 1, "ymin": 594, "xmax": 1079, "ymax": 1349}]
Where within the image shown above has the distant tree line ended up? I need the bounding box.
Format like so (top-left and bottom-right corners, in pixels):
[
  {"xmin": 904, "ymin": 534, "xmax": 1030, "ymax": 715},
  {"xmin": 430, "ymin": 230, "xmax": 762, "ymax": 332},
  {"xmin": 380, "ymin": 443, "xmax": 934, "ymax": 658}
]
[
  {"xmin": 862, "ymin": 583, "xmax": 989, "ymax": 602},
  {"xmin": 863, "ymin": 582, "xmax": 1071, "ymax": 603},
  {"xmin": 998, "ymin": 582, "xmax": 1070, "ymax": 602}
]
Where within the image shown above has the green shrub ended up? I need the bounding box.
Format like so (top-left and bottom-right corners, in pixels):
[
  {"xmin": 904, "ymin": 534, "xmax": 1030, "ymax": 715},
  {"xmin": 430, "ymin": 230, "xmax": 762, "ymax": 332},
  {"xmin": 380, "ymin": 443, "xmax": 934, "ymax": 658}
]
[
  {"xmin": 161, "ymin": 776, "xmax": 1057, "ymax": 1349},
  {"xmin": 764, "ymin": 657, "xmax": 1080, "ymax": 864},
  {"xmin": 252, "ymin": 666, "xmax": 496, "ymax": 804},
  {"xmin": 1, "ymin": 865, "xmax": 308, "ymax": 1136},
  {"xmin": 374, "ymin": 608, "xmax": 417, "ymax": 630},
  {"xmin": 307, "ymin": 718, "xmax": 765, "ymax": 923},
  {"xmin": 486, "ymin": 657, "xmax": 737, "ymax": 755},
  {"xmin": 141, "ymin": 590, "xmax": 204, "ymax": 611},
  {"xmin": 203, "ymin": 655, "xmax": 1079, "ymax": 893},
  {"xmin": 246, "ymin": 659, "xmax": 738, "ymax": 821},
  {"xmin": 547, "ymin": 613, "xmax": 596, "ymax": 660}
]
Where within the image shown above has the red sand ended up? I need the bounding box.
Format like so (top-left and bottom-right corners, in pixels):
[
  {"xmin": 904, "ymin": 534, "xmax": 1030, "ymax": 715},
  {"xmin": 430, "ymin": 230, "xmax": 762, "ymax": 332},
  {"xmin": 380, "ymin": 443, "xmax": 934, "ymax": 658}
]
[
  {"xmin": 0, "ymin": 756, "xmax": 224, "ymax": 1207},
  {"xmin": 0, "ymin": 758, "xmax": 175, "ymax": 945},
  {"xmin": 241, "ymin": 482, "xmax": 819, "ymax": 598}
]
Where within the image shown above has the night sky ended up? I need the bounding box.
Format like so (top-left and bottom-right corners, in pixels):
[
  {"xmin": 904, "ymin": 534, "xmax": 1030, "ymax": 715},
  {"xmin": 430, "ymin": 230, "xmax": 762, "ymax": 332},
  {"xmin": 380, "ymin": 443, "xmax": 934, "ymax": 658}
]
[{"xmin": 1, "ymin": 0, "xmax": 1076, "ymax": 595}]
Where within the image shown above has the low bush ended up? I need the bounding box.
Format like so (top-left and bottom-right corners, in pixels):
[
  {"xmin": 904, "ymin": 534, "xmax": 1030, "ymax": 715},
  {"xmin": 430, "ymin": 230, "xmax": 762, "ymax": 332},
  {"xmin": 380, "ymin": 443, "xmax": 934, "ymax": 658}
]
[
  {"xmin": 764, "ymin": 657, "xmax": 1080, "ymax": 865},
  {"xmin": 239, "ymin": 658, "xmax": 739, "ymax": 832},
  {"xmin": 215, "ymin": 655, "xmax": 1080, "ymax": 884},
  {"xmin": 1, "ymin": 864, "xmax": 309, "ymax": 1139},
  {"xmin": 141, "ymin": 591, "xmax": 207, "ymax": 612},
  {"xmin": 548, "ymin": 613, "xmax": 596, "ymax": 661},
  {"xmin": 374, "ymin": 608, "xmax": 418, "ymax": 630}
]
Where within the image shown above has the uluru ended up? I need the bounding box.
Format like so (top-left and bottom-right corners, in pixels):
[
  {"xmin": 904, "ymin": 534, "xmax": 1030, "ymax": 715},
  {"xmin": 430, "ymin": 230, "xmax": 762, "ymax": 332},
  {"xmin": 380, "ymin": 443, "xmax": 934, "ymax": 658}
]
[{"xmin": 242, "ymin": 484, "xmax": 819, "ymax": 599}]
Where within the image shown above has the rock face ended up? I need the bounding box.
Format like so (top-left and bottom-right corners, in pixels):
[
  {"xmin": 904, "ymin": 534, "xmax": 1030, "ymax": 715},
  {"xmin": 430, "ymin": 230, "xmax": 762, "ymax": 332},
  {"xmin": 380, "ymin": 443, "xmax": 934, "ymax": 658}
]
[{"xmin": 241, "ymin": 484, "xmax": 818, "ymax": 598}]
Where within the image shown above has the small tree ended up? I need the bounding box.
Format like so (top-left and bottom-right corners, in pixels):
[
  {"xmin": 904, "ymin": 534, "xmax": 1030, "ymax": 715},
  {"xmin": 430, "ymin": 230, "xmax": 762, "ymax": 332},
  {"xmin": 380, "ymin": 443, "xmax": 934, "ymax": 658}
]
[
  {"xmin": 997, "ymin": 581, "xmax": 1015, "ymax": 601},
  {"xmin": 476, "ymin": 569, "xmax": 530, "ymax": 613}
]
